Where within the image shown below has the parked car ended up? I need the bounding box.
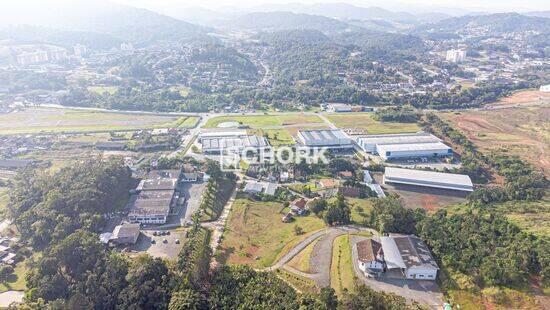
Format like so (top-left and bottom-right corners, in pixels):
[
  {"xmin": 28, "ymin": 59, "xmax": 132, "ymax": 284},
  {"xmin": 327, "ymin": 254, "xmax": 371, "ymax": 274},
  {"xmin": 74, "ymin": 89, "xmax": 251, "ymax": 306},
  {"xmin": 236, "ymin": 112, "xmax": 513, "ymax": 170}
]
[{"xmin": 175, "ymin": 239, "xmax": 180, "ymax": 244}]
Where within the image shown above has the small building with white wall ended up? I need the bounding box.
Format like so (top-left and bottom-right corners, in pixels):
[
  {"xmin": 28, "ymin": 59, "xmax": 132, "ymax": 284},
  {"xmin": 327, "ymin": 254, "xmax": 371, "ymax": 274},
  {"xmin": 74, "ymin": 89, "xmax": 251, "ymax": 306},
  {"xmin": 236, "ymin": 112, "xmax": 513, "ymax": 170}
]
[
  {"xmin": 540, "ymin": 84, "xmax": 550, "ymax": 92},
  {"xmin": 357, "ymin": 239, "xmax": 385, "ymax": 277}
]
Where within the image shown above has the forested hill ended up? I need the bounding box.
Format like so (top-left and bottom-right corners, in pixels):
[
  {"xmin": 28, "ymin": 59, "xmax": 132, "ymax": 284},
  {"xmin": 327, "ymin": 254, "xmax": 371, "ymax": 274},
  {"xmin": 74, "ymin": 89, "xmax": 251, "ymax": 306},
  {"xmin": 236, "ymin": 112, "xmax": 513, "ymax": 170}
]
[
  {"xmin": 331, "ymin": 30, "xmax": 426, "ymax": 52},
  {"xmin": 413, "ymin": 13, "xmax": 550, "ymax": 37},
  {"xmin": 255, "ymin": 29, "xmax": 333, "ymax": 45},
  {"xmin": 0, "ymin": 1, "xmax": 212, "ymax": 47},
  {"xmin": 223, "ymin": 11, "xmax": 360, "ymax": 34}
]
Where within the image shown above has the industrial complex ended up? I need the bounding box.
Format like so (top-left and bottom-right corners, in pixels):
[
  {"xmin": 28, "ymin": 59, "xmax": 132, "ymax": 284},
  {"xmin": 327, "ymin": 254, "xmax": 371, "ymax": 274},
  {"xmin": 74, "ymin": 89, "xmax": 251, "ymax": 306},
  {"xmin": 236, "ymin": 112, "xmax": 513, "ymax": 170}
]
[
  {"xmin": 356, "ymin": 132, "xmax": 453, "ymax": 160},
  {"xmin": 383, "ymin": 167, "xmax": 474, "ymax": 192},
  {"xmin": 128, "ymin": 170, "xmax": 183, "ymax": 224},
  {"xmin": 296, "ymin": 129, "xmax": 353, "ymax": 149}
]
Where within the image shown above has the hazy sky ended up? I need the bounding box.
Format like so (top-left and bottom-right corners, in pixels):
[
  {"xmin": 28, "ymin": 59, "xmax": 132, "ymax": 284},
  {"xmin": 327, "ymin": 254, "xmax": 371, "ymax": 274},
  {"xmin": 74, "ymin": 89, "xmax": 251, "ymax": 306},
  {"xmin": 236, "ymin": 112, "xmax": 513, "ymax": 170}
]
[
  {"xmin": 3, "ymin": 0, "xmax": 550, "ymax": 14},
  {"xmin": 111, "ymin": 0, "xmax": 550, "ymax": 12}
]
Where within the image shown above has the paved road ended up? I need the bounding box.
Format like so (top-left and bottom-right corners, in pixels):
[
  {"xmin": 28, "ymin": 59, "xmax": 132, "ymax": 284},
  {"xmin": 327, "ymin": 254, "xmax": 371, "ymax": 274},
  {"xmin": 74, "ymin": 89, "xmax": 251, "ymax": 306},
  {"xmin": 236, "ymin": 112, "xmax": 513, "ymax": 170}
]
[{"xmin": 349, "ymin": 235, "xmax": 444, "ymax": 309}]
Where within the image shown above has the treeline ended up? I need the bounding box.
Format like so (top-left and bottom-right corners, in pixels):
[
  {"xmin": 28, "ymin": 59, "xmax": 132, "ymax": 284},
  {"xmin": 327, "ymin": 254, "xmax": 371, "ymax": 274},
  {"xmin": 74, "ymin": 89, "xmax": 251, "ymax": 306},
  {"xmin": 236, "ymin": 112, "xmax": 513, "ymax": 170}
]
[
  {"xmin": 7, "ymin": 158, "xmax": 132, "ymax": 248},
  {"xmin": 374, "ymin": 106, "xmax": 420, "ymax": 123},
  {"xmin": 425, "ymin": 113, "xmax": 548, "ymax": 201}
]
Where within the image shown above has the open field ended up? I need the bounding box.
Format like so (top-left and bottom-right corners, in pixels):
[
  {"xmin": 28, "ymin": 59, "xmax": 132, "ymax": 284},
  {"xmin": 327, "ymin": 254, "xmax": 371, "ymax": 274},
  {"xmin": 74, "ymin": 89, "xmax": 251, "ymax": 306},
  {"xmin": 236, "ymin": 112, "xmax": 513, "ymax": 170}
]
[
  {"xmin": 330, "ymin": 234, "xmax": 356, "ymax": 296},
  {"xmin": 442, "ymin": 106, "xmax": 550, "ymax": 177},
  {"xmin": 448, "ymin": 200, "xmax": 550, "ymax": 238},
  {"xmin": 324, "ymin": 112, "xmax": 421, "ymax": 134},
  {"xmin": 248, "ymin": 128, "xmax": 294, "ymax": 146},
  {"xmin": 204, "ymin": 114, "xmax": 325, "ymax": 129},
  {"xmin": 488, "ymin": 89, "xmax": 550, "ymax": 108},
  {"xmin": 348, "ymin": 198, "xmax": 374, "ymax": 226},
  {"xmin": 275, "ymin": 269, "xmax": 320, "ymax": 294},
  {"xmin": 0, "ymin": 257, "xmax": 30, "ymax": 293},
  {"xmin": 218, "ymin": 198, "xmax": 325, "ymax": 268},
  {"xmin": 0, "ymin": 108, "xmax": 195, "ymax": 135}
]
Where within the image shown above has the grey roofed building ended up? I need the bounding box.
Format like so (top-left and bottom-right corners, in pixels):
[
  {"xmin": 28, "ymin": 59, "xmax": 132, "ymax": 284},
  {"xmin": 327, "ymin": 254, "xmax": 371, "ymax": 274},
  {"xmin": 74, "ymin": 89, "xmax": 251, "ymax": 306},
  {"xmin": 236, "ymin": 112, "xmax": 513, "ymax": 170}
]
[
  {"xmin": 297, "ymin": 129, "xmax": 352, "ymax": 147},
  {"xmin": 243, "ymin": 180, "xmax": 278, "ymax": 196},
  {"xmin": 201, "ymin": 135, "xmax": 270, "ymax": 154},
  {"xmin": 376, "ymin": 142, "xmax": 452, "ymax": 160},
  {"xmin": 381, "ymin": 235, "xmax": 439, "ymax": 270},
  {"xmin": 356, "ymin": 132, "xmax": 441, "ymax": 152},
  {"xmin": 112, "ymin": 223, "xmax": 141, "ymax": 244},
  {"xmin": 136, "ymin": 178, "xmax": 177, "ymax": 191},
  {"xmin": 384, "ymin": 167, "xmax": 473, "ymax": 192},
  {"xmin": 198, "ymin": 129, "xmax": 247, "ymax": 142},
  {"xmin": 380, "ymin": 235, "xmax": 439, "ymax": 280}
]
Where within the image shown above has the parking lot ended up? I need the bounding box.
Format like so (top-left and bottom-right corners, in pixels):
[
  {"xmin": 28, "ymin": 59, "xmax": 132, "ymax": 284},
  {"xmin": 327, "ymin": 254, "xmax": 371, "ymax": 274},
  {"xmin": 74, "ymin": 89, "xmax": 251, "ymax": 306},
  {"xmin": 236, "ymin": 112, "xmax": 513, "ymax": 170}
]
[
  {"xmin": 130, "ymin": 229, "xmax": 187, "ymax": 259},
  {"xmin": 165, "ymin": 181, "xmax": 207, "ymax": 226}
]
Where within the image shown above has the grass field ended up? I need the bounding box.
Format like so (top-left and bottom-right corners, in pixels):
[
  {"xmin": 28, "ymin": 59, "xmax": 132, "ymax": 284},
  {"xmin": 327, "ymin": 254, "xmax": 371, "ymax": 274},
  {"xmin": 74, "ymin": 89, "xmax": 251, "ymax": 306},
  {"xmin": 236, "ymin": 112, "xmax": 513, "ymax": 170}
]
[
  {"xmin": 442, "ymin": 106, "xmax": 549, "ymax": 177},
  {"xmin": 491, "ymin": 200, "xmax": 550, "ymax": 238},
  {"xmin": 0, "ymin": 187, "xmax": 8, "ymax": 214},
  {"xmin": 218, "ymin": 198, "xmax": 325, "ymax": 268},
  {"xmin": 324, "ymin": 112, "xmax": 421, "ymax": 134},
  {"xmin": 330, "ymin": 234, "xmax": 356, "ymax": 296},
  {"xmin": 0, "ymin": 258, "xmax": 29, "ymax": 293},
  {"xmin": 248, "ymin": 129, "xmax": 294, "ymax": 146},
  {"xmin": 0, "ymin": 108, "xmax": 194, "ymax": 135},
  {"xmin": 287, "ymin": 238, "xmax": 318, "ymax": 273},
  {"xmin": 348, "ymin": 198, "xmax": 374, "ymax": 226},
  {"xmin": 204, "ymin": 114, "xmax": 325, "ymax": 129},
  {"xmin": 87, "ymin": 86, "xmax": 118, "ymax": 95}
]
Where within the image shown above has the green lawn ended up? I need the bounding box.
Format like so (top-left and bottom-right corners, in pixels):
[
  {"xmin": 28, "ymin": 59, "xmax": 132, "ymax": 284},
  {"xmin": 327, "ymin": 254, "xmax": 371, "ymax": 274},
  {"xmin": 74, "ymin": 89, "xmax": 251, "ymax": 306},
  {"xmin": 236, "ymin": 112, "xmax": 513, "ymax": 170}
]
[
  {"xmin": 0, "ymin": 187, "xmax": 8, "ymax": 214},
  {"xmin": 248, "ymin": 129, "xmax": 294, "ymax": 146},
  {"xmin": 348, "ymin": 198, "xmax": 374, "ymax": 226},
  {"xmin": 204, "ymin": 114, "xmax": 325, "ymax": 129},
  {"xmin": 0, "ymin": 259, "xmax": 29, "ymax": 293},
  {"xmin": 330, "ymin": 234, "xmax": 356, "ymax": 296},
  {"xmin": 324, "ymin": 112, "xmax": 420, "ymax": 134},
  {"xmin": 0, "ymin": 108, "xmax": 183, "ymax": 135},
  {"xmin": 218, "ymin": 198, "xmax": 325, "ymax": 268},
  {"xmin": 87, "ymin": 86, "xmax": 118, "ymax": 95}
]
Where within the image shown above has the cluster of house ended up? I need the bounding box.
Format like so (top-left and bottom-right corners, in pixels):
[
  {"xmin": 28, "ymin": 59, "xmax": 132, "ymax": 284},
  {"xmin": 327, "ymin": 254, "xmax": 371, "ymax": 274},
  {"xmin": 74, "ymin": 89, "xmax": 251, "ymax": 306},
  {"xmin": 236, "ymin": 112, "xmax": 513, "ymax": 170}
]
[
  {"xmin": 282, "ymin": 198, "xmax": 309, "ymax": 223},
  {"xmin": 0, "ymin": 238, "xmax": 17, "ymax": 265},
  {"xmin": 128, "ymin": 169, "xmax": 200, "ymax": 225},
  {"xmin": 357, "ymin": 235, "xmax": 439, "ymax": 280}
]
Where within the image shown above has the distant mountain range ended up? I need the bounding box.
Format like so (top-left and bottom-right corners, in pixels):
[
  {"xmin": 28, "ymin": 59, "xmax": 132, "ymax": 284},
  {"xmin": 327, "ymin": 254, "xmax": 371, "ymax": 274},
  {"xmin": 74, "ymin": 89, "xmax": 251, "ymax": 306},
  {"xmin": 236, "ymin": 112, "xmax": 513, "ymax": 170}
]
[
  {"xmin": 413, "ymin": 13, "xmax": 550, "ymax": 37},
  {"xmin": 0, "ymin": 1, "xmax": 211, "ymax": 47},
  {"xmin": 218, "ymin": 11, "xmax": 360, "ymax": 34}
]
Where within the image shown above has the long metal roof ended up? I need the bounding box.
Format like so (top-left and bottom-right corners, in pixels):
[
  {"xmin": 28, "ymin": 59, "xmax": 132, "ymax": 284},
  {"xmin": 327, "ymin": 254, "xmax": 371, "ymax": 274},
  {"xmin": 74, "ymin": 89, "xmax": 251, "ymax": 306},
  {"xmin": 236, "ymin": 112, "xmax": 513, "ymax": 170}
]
[
  {"xmin": 356, "ymin": 132, "xmax": 440, "ymax": 145},
  {"xmin": 376, "ymin": 142, "xmax": 451, "ymax": 152},
  {"xmin": 380, "ymin": 236, "xmax": 406, "ymax": 269},
  {"xmin": 384, "ymin": 167, "xmax": 473, "ymax": 191}
]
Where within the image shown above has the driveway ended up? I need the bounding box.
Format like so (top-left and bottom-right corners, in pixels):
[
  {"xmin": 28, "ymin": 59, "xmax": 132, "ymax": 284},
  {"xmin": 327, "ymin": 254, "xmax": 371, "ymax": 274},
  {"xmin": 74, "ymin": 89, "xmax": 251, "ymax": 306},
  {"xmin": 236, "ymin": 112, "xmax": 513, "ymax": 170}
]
[{"xmin": 350, "ymin": 235, "xmax": 444, "ymax": 309}]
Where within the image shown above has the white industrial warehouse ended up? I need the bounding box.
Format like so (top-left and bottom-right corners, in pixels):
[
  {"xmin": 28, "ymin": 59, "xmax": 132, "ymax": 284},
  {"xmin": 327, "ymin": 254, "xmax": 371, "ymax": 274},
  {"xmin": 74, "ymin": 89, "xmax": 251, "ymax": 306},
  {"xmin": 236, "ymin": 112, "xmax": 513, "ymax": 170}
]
[
  {"xmin": 201, "ymin": 135, "xmax": 271, "ymax": 154},
  {"xmin": 384, "ymin": 167, "xmax": 473, "ymax": 192},
  {"xmin": 297, "ymin": 129, "xmax": 353, "ymax": 149},
  {"xmin": 355, "ymin": 132, "xmax": 452, "ymax": 160}
]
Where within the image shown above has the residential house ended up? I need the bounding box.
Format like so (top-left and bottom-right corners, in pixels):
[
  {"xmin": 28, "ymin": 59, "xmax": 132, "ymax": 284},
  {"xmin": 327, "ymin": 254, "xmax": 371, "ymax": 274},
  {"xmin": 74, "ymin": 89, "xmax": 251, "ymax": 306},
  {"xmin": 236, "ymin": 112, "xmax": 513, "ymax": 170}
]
[
  {"xmin": 357, "ymin": 239, "xmax": 385, "ymax": 277},
  {"xmin": 290, "ymin": 198, "xmax": 308, "ymax": 215}
]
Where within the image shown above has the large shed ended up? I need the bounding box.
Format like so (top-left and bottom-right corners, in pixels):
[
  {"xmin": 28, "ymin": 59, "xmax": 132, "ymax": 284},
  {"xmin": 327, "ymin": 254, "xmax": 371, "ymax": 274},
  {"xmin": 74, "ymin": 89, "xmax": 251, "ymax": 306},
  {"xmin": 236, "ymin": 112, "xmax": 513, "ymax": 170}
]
[{"xmin": 384, "ymin": 167, "xmax": 473, "ymax": 192}]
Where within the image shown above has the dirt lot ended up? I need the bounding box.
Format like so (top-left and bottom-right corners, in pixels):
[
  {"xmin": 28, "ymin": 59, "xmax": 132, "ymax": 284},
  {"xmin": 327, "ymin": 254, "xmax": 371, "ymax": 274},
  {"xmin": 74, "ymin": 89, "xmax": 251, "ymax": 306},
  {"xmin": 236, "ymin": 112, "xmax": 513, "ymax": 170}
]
[
  {"xmin": 442, "ymin": 106, "xmax": 550, "ymax": 177},
  {"xmin": 488, "ymin": 90, "xmax": 550, "ymax": 108},
  {"xmin": 373, "ymin": 173, "xmax": 469, "ymax": 212}
]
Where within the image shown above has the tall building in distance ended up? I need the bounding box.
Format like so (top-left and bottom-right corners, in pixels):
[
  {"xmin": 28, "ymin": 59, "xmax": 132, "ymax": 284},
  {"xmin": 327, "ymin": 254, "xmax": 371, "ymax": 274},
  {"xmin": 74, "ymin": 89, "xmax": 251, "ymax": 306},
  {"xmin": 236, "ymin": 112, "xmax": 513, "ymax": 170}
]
[
  {"xmin": 16, "ymin": 51, "xmax": 49, "ymax": 66},
  {"xmin": 47, "ymin": 48, "xmax": 68, "ymax": 62},
  {"xmin": 73, "ymin": 44, "xmax": 87, "ymax": 58},
  {"xmin": 120, "ymin": 42, "xmax": 134, "ymax": 51},
  {"xmin": 446, "ymin": 49, "xmax": 467, "ymax": 63}
]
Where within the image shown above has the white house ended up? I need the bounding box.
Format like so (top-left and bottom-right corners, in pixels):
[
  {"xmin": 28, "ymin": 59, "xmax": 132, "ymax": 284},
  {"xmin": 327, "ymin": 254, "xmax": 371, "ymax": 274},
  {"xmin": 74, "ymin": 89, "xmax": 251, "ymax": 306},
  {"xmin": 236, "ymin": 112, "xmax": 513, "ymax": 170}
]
[
  {"xmin": 356, "ymin": 239, "xmax": 385, "ymax": 277},
  {"xmin": 540, "ymin": 84, "xmax": 550, "ymax": 92}
]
